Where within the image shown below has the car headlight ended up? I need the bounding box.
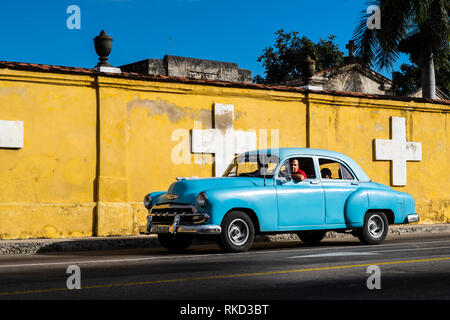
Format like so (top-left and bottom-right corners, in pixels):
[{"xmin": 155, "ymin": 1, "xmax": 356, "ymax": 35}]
[
  {"xmin": 144, "ymin": 194, "xmax": 152, "ymax": 210},
  {"xmin": 196, "ymin": 192, "xmax": 208, "ymax": 208}
]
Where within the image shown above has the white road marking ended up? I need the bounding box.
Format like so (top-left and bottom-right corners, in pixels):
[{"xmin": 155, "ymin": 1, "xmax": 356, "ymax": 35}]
[
  {"xmin": 0, "ymin": 240, "xmax": 449, "ymax": 269},
  {"xmin": 375, "ymin": 246, "xmax": 450, "ymax": 254},
  {"xmin": 288, "ymin": 246, "xmax": 450, "ymax": 259},
  {"xmin": 253, "ymin": 239, "xmax": 450, "ymax": 256},
  {"xmin": 288, "ymin": 252, "xmax": 379, "ymax": 259},
  {"xmin": 0, "ymin": 257, "xmax": 158, "ymax": 269}
]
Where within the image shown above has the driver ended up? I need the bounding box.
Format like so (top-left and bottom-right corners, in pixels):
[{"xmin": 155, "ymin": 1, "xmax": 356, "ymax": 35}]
[{"xmin": 290, "ymin": 158, "xmax": 307, "ymax": 181}]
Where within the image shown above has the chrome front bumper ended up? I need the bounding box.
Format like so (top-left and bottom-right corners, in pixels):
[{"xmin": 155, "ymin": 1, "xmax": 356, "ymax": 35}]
[
  {"xmin": 146, "ymin": 204, "xmax": 222, "ymax": 235},
  {"xmin": 405, "ymin": 214, "xmax": 420, "ymax": 223},
  {"xmin": 148, "ymin": 222, "xmax": 222, "ymax": 235}
]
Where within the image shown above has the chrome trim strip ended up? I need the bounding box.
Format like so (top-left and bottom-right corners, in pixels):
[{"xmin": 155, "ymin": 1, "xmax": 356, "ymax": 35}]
[
  {"xmin": 149, "ymin": 212, "xmax": 208, "ymax": 223},
  {"xmin": 150, "ymin": 203, "xmax": 198, "ymax": 213},
  {"xmin": 177, "ymin": 225, "xmax": 222, "ymax": 235}
]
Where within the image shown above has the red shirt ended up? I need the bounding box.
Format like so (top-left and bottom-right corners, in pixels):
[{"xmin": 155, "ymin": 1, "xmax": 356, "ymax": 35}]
[{"xmin": 294, "ymin": 169, "xmax": 307, "ymax": 179}]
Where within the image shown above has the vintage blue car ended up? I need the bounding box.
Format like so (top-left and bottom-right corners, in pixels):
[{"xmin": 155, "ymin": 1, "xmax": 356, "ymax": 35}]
[{"xmin": 144, "ymin": 148, "xmax": 419, "ymax": 252}]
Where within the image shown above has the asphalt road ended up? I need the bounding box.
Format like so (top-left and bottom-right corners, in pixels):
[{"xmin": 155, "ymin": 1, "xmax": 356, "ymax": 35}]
[{"xmin": 0, "ymin": 232, "xmax": 449, "ymax": 304}]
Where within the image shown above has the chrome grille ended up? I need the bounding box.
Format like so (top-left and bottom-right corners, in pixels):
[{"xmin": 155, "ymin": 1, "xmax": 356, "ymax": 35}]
[{"xmin": 150, "ymin": 205, "xmax": 201, "ymax": 225}]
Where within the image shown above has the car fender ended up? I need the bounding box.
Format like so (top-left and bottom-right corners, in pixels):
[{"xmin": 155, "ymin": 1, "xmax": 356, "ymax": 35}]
[
  {"xmin": 344, "ymin": 188, "xmax": 369, "ymax": 227},
  {"xmin": 204, "ymin": 186, "xmax": 278, "ymax": 231},
  {"xmin": 149, "ymin": 191, "xmax": 166, "ymax": 206},
  {"xmin": 345, "ymin": 187, "xmax": 405, "ymax": 227},
  {"xmin": 400, "ymin": 192, "xmax": 416, "ymax": 223},
  {"xmin": 367, "ymin": 189, "xmax": 404, "ymax": 222}
]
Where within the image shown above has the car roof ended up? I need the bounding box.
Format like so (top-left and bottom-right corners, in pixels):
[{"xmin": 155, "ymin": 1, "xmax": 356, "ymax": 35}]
[{"xmin": 240, "ymin": 148, "xmax": 371, "ymax": 182}]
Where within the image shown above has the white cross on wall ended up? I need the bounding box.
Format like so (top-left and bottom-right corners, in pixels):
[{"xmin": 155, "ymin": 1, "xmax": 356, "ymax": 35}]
[
  {"xmin": 191, "ymin": 103, "xmax": 257, "ymax": 177},
  {"xmin": 374, "ymin": 117, "xmax": 422, "ymax": 186}
]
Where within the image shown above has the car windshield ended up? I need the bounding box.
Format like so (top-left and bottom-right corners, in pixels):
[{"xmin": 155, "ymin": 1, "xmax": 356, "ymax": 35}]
[{"xmin": 222, "ymin": 154, "xmax": 280, "ymax": 178}]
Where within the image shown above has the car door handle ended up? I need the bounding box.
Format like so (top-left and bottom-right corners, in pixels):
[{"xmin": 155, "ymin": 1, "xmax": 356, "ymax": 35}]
[
  {"xmin": 351, "ymin": 182, "xmax": 359, "ymax": 185},
  {"xmin": 310, "ymin": 180, "xmax": 320, "ymax": 184}
]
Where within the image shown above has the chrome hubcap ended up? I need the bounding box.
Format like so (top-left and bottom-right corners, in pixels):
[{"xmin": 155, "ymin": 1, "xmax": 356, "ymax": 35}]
[
  {"xmin": 368, "ymin": 215, "xmax": 384, "ymax": 238},
  {"xmin": 228, "ymin": 218, "xmax": 249, "ymax": 246}
]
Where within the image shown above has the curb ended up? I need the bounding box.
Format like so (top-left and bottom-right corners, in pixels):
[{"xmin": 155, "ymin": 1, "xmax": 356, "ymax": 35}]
[
  {"xmin": 0, "ymin": 223, "xmax": 448, "ymax": 255},
  {"xmin": 0, "ymin": 235, "xmax": 161, "ymax": 255}
]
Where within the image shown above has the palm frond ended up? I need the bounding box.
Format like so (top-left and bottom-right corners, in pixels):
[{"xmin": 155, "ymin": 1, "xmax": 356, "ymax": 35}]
[{"xmin": 353, "ymin": 0, "xmax": 415, "ymax": 71}]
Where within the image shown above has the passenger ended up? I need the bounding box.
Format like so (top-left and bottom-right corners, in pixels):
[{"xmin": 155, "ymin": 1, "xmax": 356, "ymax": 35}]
[
  {"xmin": 321, "ymin": 168, "xmax": 332, "ymax": 179},
  {"xmin": 290, "ymin": 158, "xmax": 307, "ymax": 181}
]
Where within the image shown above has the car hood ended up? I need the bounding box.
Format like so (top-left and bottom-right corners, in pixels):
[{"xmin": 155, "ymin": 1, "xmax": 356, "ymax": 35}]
[{"xmin": 154, "ymin": 177, "xmax": 263, "ymax": 205}]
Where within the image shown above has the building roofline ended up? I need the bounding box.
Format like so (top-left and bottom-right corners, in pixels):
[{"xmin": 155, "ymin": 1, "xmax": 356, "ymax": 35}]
[
  {"xmin": 408, "ymin": 86, "xmax": 450, "ymax": 100},
  {"xmin": 313, "ymin": 62, "xmax": 392, "ymax": 84},
  {"xmin": 0, "ymin": 60, "xmax": 448, "ymax": 105}
]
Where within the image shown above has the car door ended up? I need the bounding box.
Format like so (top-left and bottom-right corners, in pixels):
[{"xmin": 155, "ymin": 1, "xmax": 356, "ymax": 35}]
[
  {"xmin": 319, "ymin": 157, "xmax": 360, "ymax": 224},
  {"xmin": 275, "ymin": 156, "xmax": 325, "ymax": 230}
]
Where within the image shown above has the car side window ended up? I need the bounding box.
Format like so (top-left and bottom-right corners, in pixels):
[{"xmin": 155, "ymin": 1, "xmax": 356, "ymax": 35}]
[
  {"xmin": 319, "ymin": 158, "xmax": 355, "ymax": 180},
  {"xmin": 278, "ymin": 157, "xmax": 316, "ymax": 179}
]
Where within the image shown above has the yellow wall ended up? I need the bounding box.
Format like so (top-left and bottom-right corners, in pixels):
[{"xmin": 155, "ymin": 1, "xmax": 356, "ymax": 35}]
[
  {"xmin": 0, "ymin": 67, "xmax": 448, "ymax": 239},
  {"xmin": 0, "ymin": 70, "xmax": 97, "ymax": 238}
]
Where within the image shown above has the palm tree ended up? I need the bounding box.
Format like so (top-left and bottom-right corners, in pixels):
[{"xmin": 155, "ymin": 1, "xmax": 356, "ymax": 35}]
[{"xmin": 353, "ymin": 0, "xmax": 449, "ymax": 99}]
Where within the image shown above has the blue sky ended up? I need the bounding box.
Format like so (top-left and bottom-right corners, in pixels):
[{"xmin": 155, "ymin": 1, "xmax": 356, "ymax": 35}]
[{"xmin": 0, "ymin": 0, "xmax": 409, "ymax": 79}]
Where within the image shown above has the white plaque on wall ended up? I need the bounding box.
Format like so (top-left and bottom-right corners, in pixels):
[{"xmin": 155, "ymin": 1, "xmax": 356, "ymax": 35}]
[{"xmin": 0, "ymin": 120, "xmax": 23, "ymax": 148}]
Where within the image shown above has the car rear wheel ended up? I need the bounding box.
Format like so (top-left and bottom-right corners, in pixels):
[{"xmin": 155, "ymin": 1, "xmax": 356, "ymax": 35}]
[
  {"xmin": 218, "ymin": 211, "xmax": 255, "ymax": 253},
  {"xmin": 297, "ymin": 230, "xmax": 327, "ymax": 245},
  {"xmin": 158, "ymin": 234, "xmax": 194, "ymax": 252},
  {"xmin": 358, "ymin": 212, "xmax": 389, "ymax": 245}
]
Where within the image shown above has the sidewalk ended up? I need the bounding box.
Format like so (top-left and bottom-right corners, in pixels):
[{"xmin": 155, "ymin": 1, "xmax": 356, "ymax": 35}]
[{"xmin": 0, "ymin": 223, "xmax": 448, "ymax": 255}]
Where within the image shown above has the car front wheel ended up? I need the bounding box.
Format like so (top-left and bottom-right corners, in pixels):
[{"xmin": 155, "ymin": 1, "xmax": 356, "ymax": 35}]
[
  {"xmin": 358, "ymin": 212, "xmax": 389, "ymax": 245},
  {"xmin": 218, "ymin": 211, "xmax": 255, "ymax": 253}
]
